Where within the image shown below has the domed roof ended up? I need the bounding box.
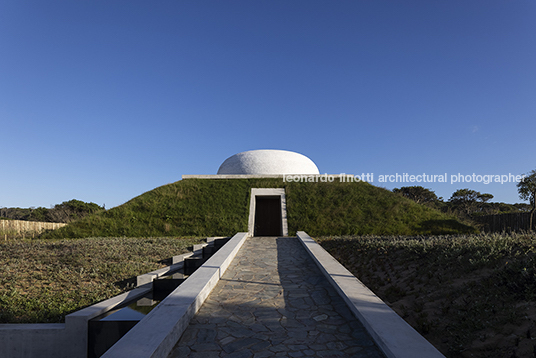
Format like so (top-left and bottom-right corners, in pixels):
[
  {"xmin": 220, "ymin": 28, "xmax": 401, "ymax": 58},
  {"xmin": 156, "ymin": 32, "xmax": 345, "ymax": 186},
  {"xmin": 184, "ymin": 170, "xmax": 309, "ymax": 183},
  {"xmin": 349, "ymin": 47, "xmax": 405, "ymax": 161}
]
[{"xmin": 217, "ymin": 150, "xmax": 320, "ymax": 175}]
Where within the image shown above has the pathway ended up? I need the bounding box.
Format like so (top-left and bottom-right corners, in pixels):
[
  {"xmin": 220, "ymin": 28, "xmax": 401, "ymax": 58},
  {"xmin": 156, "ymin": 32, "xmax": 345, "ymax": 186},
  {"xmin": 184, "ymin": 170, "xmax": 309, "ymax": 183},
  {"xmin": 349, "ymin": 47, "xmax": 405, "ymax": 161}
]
[{"xmin": 168, "ymin": 237, "xmax": 384, "ymax": 358}]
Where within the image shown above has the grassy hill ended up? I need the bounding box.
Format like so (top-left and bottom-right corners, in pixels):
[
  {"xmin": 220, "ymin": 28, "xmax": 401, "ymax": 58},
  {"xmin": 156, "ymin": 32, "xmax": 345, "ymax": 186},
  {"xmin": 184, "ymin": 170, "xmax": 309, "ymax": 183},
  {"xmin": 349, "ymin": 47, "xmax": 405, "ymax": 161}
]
[{"xmin": 41, "ymin": 178, "xmax": 475, "ymax": 239}]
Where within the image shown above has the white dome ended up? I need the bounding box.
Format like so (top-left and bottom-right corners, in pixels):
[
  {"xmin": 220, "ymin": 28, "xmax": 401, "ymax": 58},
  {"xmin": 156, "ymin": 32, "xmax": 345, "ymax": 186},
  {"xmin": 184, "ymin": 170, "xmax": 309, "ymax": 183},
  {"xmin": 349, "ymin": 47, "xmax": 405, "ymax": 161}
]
[{"xmin": 217, "ymin": 150, "xmax": 320, "ymax": 175}]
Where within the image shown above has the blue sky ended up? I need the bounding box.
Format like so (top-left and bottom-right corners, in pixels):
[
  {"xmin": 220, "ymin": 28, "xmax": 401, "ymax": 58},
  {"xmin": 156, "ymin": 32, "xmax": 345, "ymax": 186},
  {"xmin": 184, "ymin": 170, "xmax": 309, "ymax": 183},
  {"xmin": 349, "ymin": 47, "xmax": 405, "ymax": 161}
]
[{"xmin": 1, "ymin": 1, "xmax": 535, "ymax": 208}]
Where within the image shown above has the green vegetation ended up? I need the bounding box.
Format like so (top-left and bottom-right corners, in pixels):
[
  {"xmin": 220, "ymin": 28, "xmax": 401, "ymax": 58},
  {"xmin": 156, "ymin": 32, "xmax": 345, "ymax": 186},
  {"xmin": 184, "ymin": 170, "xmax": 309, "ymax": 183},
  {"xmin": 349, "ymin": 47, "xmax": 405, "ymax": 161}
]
[
  {"xmin": 0, "ymin": 199, "xmax": 104, "ymax": 223},
  {"xmin": 392, "ymin": 186, "xmax": 439, "ymax": 205},
  {"xmin": 393, "ymin": 186, "xmax": 531, "ymax": 217},
  {"xmin": 287, "ymin": 181, "xmax": 475, "ymax": 235},
  {"xmin": 41, "ymin": 179, "xmax": 474, "ymax": 239},
  {"xmin": 517, "ymin": 169, "xmax": 536, "ymax": 230},
  {"xmin": 393, "ymin": 185, "xmax": 533, "ymax": 232},
  {"xmin": 317, "ymin": 232, "xmax": 536, "ymax": 358},
  {"xmin": 0, "ymin": 237, "xmax": 203, "ymax": 323}
]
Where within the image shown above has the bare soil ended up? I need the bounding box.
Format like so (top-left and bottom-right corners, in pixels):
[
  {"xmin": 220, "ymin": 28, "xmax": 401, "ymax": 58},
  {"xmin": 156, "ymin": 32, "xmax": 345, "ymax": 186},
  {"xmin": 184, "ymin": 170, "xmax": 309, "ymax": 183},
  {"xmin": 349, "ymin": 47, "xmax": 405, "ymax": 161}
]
[{"xmin": 317, "ymin": 235, "xmax": 536, "ymax": 358}]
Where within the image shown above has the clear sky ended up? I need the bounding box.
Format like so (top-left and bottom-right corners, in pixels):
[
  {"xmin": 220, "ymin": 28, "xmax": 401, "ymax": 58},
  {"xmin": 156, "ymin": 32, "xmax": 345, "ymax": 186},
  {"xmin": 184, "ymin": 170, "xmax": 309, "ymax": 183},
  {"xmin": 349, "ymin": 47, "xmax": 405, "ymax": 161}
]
[{"xmin": 1, "ymin": 1, "xmax": 535, "ymax": 209}]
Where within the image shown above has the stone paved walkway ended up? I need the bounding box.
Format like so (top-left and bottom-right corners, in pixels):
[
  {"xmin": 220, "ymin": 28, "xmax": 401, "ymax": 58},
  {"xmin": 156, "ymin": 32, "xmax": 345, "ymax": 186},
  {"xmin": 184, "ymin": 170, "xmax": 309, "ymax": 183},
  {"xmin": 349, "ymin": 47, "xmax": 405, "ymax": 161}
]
[{"xmin": 168, "ymin": 237, "xmax": 384, "ymax": 358}]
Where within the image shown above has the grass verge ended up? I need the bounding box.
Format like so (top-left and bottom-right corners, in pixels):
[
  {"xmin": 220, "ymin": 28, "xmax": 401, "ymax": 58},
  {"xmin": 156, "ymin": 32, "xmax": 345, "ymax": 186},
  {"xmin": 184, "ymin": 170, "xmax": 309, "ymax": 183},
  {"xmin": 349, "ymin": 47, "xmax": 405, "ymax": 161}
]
[
  {"xmin": 317, "ymin": 232, "xmax": 536, "ymax": 358},
  {"xmin": 0, "ymin": 237, "xmax": 204, "ymax": 323}
]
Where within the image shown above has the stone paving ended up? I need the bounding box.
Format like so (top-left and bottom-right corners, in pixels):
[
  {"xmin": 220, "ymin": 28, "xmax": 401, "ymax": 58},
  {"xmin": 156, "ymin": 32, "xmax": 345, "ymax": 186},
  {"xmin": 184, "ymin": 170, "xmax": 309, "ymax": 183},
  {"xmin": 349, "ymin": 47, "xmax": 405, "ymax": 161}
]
[{"xmin": 168, "ymin": 237, "xmax": 384, "ymax": 358}]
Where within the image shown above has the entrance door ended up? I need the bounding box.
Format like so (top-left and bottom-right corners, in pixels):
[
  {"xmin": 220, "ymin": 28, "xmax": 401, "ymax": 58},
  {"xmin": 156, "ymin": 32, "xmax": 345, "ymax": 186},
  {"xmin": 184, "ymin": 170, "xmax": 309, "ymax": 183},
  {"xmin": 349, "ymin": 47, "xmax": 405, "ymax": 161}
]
[{"xmin": 254, "ymin": 196, "xmax": 282, "ymax": 236}]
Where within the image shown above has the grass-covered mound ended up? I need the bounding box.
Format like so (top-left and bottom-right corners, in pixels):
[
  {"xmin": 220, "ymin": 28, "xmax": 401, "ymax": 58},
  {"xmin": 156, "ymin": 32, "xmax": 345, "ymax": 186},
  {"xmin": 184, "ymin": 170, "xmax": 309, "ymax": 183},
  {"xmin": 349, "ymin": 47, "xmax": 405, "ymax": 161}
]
[{"xmin": 42, "ymin": 179, "xmax": 475, "ymax": 239}]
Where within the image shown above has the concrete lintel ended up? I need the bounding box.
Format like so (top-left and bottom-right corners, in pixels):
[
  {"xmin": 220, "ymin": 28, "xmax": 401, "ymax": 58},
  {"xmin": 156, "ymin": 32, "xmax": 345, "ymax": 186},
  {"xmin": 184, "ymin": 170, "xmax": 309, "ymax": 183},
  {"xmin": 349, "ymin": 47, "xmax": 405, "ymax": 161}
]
[
  {"xmin": 296, "ymin": 231, "xmax": 445, "ymax": 358},
  {"xmin": 182, "ymin": 174, "xmax": 284, "ymax": 179},
  {"xmin": 182, "ymin": 174, "xmax": 367, "ymax": 181},
  {"xmin": 102, "ymin": 232, "xmax": 249, "ymax": 358}
]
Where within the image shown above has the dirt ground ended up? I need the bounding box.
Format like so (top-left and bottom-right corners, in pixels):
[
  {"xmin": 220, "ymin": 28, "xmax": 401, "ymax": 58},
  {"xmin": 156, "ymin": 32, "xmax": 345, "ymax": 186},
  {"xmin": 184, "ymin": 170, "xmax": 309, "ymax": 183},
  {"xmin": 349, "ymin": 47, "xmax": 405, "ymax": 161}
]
[
  {"xmin": 318, "ymin": 237, "xmax": 536, "ymax": 358},
  {"xmin": 379, "ymin": 263, "xmax": 536, "ymax": 358}
]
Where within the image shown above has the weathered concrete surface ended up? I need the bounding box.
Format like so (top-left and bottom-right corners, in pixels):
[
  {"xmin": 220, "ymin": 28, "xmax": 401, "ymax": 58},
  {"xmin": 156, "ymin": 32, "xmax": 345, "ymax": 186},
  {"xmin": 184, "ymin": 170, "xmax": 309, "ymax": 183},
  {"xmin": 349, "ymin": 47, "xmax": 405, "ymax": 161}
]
[{"xmin": 169, "ymin": 237, "xmax": 384, "ymax": 357}]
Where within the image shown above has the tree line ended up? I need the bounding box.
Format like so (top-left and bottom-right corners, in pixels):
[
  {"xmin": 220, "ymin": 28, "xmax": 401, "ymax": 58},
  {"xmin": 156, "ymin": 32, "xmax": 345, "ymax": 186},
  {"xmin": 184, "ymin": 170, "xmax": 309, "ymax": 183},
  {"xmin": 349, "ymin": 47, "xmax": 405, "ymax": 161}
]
[
  {"xmin": 0, "ymin": 199, "xmax": 104, "ymax": 223},
  {"xmin": 393, "ymin": 186, "xmax": 529, "ymax": 215},
  {"xmin": 393, "ymin": 169, "xmax": 536, "ymax": 230}
]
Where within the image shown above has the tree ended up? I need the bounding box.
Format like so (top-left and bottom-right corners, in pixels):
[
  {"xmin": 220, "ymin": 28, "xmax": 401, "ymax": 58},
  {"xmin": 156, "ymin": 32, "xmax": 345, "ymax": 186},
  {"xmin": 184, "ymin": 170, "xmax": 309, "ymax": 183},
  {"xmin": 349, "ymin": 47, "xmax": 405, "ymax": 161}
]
[
  {"xmin": 0, "ymin": 199, "xmax": 103, "ymax": 223},
  {"xmin": 392, "ymin": 186, "xmax": 438, "ymax": 205},
  {"xmin": 478, "ymin": 193, "xmax": 494, "ymax": 203},
  {"xmin": 448, "ymin": 188, "xmax": 494, "ymax": 215},
  {"xmin": 517, "ymin": 170, "xmax": 536, "ymax": 231}
]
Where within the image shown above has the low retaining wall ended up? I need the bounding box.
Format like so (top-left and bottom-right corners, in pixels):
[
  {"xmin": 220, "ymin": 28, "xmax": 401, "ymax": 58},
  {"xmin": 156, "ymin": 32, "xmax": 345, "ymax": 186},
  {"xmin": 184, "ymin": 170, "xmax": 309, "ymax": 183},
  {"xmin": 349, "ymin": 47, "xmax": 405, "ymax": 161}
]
[
  {"xmin": 0, "ymin": 323, "xmax": 75, "ymax": 358},
  {"xmin": 296, "ymin": 231, "xmax": 445, "ymax": 358},
  {"xmin": 0, "ymin": 283, "xmax": 153, "ymax": 358},
  {"xmin": 0, "ymin": 241, "xmax": 212, "ymax": 358},
  {"xmin": 102, "ymin": 232, "xmax": 248, "ymax": 358}
]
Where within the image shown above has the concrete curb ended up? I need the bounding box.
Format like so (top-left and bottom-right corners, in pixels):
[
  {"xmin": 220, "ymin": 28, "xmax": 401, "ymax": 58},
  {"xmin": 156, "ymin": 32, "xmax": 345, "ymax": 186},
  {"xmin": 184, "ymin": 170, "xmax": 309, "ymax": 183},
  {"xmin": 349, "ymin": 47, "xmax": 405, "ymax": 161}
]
[
  {"xmin": 296, "ymin": 231, "xmax": 445, "ymax": 358},
  {"xmin": 136, "ymin": 251, "xmax": 200, "ymax": 286},
  {"xmin": 0, "ymin": 241, "xmax": 215, "ymax": 358},
  {"xmin": 137, "ymin": 241, "xmax": 218, "ymax": 286},
  {"xmin": 102, "ymin": 232, "xmax": 249, "ymax": 358}
]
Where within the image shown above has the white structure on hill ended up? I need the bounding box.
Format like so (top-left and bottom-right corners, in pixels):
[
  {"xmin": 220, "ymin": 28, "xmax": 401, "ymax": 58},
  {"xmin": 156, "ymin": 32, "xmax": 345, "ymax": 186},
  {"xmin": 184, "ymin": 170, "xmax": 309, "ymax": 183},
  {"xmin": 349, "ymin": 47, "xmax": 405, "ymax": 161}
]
[{"xmin": 217, "ymin": 149, "xmax": 320, "ymax": 175}]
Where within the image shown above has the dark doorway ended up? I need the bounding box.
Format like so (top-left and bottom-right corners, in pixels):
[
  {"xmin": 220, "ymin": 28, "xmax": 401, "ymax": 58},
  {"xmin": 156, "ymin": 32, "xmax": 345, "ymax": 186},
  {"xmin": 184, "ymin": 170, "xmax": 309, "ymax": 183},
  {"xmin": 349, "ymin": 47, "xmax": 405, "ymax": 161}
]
[{"xmin": 254, "ymin": 196, "xmax": 282, "ymax": 236}]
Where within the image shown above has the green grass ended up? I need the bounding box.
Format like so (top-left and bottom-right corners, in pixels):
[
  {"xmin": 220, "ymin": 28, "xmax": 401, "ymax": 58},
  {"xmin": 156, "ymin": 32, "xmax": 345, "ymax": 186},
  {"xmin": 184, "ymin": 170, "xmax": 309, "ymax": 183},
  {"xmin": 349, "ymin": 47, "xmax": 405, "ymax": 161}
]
[
  {"xmin": 0, "ymin": 237, "xmax": 204, "ymax": 323},
  {"xmin": 317, "ymin": 232, "xmax": 536, "ymax": 358},
  {"xmin": 41, "ymin": 179, "xmax": 475, "ymax": 239},
  {"xmin": 3, "ymin": 179, "xmax": 474, "ymax": 323}
]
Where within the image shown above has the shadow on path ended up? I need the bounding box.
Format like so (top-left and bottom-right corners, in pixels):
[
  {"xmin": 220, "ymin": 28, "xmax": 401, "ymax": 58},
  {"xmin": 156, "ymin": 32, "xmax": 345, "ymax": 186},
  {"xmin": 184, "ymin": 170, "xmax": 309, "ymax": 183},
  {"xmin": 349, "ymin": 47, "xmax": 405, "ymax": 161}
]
[{"xmin": 168, "ymin": 237, "xmax": 384, "ymax": 358}]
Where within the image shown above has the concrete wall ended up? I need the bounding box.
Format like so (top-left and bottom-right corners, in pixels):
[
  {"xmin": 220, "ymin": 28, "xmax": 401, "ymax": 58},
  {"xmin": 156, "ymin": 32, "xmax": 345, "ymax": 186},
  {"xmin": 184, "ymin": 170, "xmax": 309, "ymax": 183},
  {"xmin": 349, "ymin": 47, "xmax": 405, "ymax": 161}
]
[
  {"xmin": 0, "ymin": 242, "xmax": 210, "ymax": 358},
  {"xmin": 297, "ymin": 231, "xmax": 445, "ymax": 358},
  {"xmin": 0, "ymin": 323, "xmax": 72, "ymax": 358},
  {"xmin": 102, "ymin": 232, "xmax": 249, "ymax": 358},
  {"xmin": 0, "ymin": 282, "xmax": 154, "ymax": 358}
]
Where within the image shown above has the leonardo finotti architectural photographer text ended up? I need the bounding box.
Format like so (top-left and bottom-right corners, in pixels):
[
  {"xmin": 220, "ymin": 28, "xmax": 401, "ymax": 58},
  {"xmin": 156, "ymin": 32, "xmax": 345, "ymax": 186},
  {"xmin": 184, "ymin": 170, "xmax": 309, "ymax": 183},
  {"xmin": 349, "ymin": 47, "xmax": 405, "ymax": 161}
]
[{"xmin": 283, "ymin": 173, "xmax": 526, "ymax": 185}]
